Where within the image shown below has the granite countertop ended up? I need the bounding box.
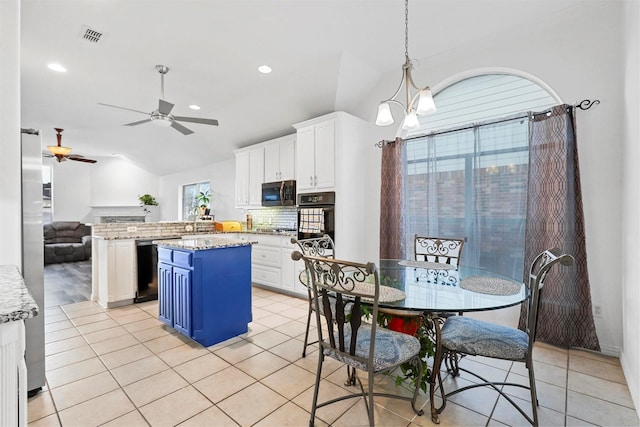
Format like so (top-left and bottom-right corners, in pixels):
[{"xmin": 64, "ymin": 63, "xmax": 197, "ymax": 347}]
[
  {"xmin": 0, "ymin": 265, "xmax": 39, "ymax": 324},
  {"xmin": 153, "ymin": 236, "xmax": 257, "ymax": 250},
  {"xmin": 94, "ymin": 230, "xmax": 296, "ymax": 240}
]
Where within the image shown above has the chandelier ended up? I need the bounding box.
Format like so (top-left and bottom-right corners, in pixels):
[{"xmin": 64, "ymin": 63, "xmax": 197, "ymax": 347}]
[{"xmin": 375, "ymin": 0, "xmax": 436, "ymax": 131}]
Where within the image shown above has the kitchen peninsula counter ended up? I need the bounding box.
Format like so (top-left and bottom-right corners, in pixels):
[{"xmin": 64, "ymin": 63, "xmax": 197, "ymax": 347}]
[
  {"xmin": 0, "ymin": 265, "xmax": 39, "ymax": 323},
  {"xmin": 153, "ymin": 236, "xmax": 255, "ymax": 250}
]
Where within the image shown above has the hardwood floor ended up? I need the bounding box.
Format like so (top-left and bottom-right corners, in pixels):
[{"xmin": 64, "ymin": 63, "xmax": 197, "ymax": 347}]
[{"xmin": 44, "ymin": 259, "xmax": 92, "ymax": 308}]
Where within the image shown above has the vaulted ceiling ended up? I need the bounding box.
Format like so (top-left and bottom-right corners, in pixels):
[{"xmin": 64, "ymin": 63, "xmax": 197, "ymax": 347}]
[{"xmin": 21, "ymin": 0, "xmax": 582, "ymax": 175}]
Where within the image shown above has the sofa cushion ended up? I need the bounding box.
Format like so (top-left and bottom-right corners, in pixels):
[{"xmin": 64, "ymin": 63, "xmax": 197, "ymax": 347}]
[{"xmin": 43, "ymin": 221, "xmax": 92, "ymax": 264}]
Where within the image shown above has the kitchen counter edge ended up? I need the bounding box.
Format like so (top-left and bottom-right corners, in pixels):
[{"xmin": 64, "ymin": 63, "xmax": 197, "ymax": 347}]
[
  {"xmin": 0, "ymin": 265, "xmax": 39, "ymax": 324},
  {"xmin": 153, "ymin": 237, "xmax": 258, "ymax": 251}
]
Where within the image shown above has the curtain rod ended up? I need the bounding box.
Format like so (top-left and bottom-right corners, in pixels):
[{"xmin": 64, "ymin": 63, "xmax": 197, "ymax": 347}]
[{"xmin": 375, "ymin": 98, "xmax": 600, "ymax": 147}]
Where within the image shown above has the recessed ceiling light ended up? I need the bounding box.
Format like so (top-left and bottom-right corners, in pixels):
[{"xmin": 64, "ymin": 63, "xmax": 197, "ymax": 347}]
[
  {"xmin": 47, "ymin": 63, "xmax": 67, "ymax": 72},
  {"xmin": 258, "ymin": 65, "xmax": 272, "ymax": 74},
  {"xmin": 189, "ymin": 105, "xmax": 201, "ymax": 110}
]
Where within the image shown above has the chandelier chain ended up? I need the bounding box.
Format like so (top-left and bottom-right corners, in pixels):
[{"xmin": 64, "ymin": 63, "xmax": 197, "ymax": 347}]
[{"xmin": 404, "ymin": 0, "xmax": 409, "ymax": 60}]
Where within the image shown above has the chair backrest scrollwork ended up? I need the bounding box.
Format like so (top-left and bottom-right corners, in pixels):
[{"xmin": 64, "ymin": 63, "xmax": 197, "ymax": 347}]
[{"xmin": 414, "ymin": 235, "xmax": 465, "ymax": 266}]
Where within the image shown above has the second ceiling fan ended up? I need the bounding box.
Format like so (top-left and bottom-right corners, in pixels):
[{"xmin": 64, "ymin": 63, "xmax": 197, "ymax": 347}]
[{"xmin": 98, "ymin": 65, "xmax": 219, "ymax": 135}]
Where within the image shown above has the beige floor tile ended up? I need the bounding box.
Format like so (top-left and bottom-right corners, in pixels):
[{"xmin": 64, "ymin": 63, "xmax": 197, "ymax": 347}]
[
  {"xmin": 491, "ymin": 394, "xmax": 565, "ymax": 427},
  {"xmin": 44, "ymin": 327, "xmax": 80, "ymax": 344},
  {"xmin": 371, "ymin": 374, "xmax": 429, "ymax": 419},
  {"xmin": 27, "ymin": 413, "xmax": 61, "ymax": 427},
  {"xmin": 413, "ymin": 399, "xmax": 488, "ymax": 427},
  {"xmin": 44, "ymin": 313, "xmax": 68, "ymax": 324},
  {"xmin": 566, "ymin": 415, "xmax": 597, "ymax": 426},
  {"xmin": 253, "ymin": 401, "xmax": 313, "ymax": 427},
  {"xmin": 205, "ymin": 335, "xmax": 243, "ymax": 351},
  {"xmin": 569, "ymin": 347, "xmax": 621, "ymax": 365},
  {"xmin": 83, "ymin": 325, "xmax": 130, "ymax": 344},
  {"xmin": 292, "ymin": 380, "xmax": 361, "ymax": 425},
  {"xmin": 280, "ymin": 306, "xmax": 310, "ymax": 320},
  {"xmin": 193, "ymin": 366, "xmax": 256, "ymax": 403},
  {"xmin": 27, "ymin": 389, "xmax": 56, "ymax": 423},
  {"xmin": 137, "ymin": 300, "xmax": 158, "ymax": 312},
  {"xmin": 173, "ymin": 352, "xmax": 230, "ymax": 383},
  {"xmin": 454, "ymin": 358, "xmax": 510, "ymax": 385},
  {"xmin": 217, "ymin": 382, "xmax": 288, "ymax": 426},
  {"xmin": 45, "ymin": 336, "xmax": 87, "ymax": 356},
  {"xmin": 44, "ymin": 319, "xmax": 73, "ymax": 333},
  {"xmin": 178, "ymin": 406, "xmax": 238, "ymax": 426},
  {"xmin": 99, "ymin": 343, "xmax": 154, "ymax": 370},
  {"xmin": 569, "ymin": 353, "xmax": 627, "ymax": 383},
  {"xmin": 123, "ymin": 369, "xmax": 189, "ymax": 407},
  {"xmin": 64, "ymin": 307, "xmax": 107, "ymax": 320},
  {"xmin": 246, "ymin": 328, "xmax": 292, "ymax": 349},
  {"xmin": 69, "ymin": 312, "xmax": 111, "ymax": 326},
  {"xmin": 75, "ymin": 318, "xmax": 119, "ymax": 334},
  {"xmin": 139, "ymin": 386, "xmax": 213, "ymax": 427},
  {"xmin": 532, "ymin": 343, "xmax": 569, "ymax": 368},
  {"xmin": 510, "ymin": 359, "xmax": 567, "ymax": 388},
  {"xmin": 332, "ymin": 399, "xmax": 412, "ymax": 427},
  {"xmin": 131, "ymin": 324, "xmax": 177, "ymax": 342},
  {"xmin": 273, "ymin": 318, "xmax": 309, "ymax": 337},
  {"xmin": 213, "ymin": 339, "xmax": 265, "ymax": 364},
  {"xmin": 61, "ymin": 301, "xmax": 99, "ymax": 312},
  {"xmin": 113, "ymin": 310, "xmax": 154, "ymax": 325},
  {"xmin": 235, "ymin": 350, "xmax": 290, "ymax": 380},
  {"xmin": 57, "ymin": 389, "xmax": 135, "ymax": 427},
  {"xmin": 46, "ymin": 357, "xmax": 107, "ymax": 388},
  {"xmin": 268, "ymin": 337, "xmax": 307, "ymax": 362},
  {"xmin": 100, "ymin": 410, "xmax": 149, "ymax": 427},
  {"xmin": 90, "ymin": 333, "xmax": 139, "ymax": 355},
  {"xmin": 262, "ymin": 301, "xmax": 296, "ymax": 313},
  {"xmin": 568, "ymin": 370, "xmax": 635, "ymax": 408},
  {"xmin": 442, "ymin": 375, "xmax": 499, "ymax": 417},
  {"xmin": 122, "ymin": 317, "xmax": 164, "ymax": 333},
  {"xmin": 46, "ymin": 345, "xmax": 96, "ymax": 370},
  {"xmin": 252, "ymin": 297, "xmax": 276, "ymax": 308},
  {"xmin": 143, "ymin": 332, "xmax": 191, "ymax": 354},
  {"xmin": 504, "ymin": 371, "xmax": 566, "ymax": 413},
  {"xmin": 106, "ymin": 305, "xmax": 144, "ymax": 318},
  {"xmin": 251, "ymin": 307, "xmax": 272, "ymax": 320},
  {"xmin": 244, "ymin": 321, "xmax": 270, "ymax": 337},
  {"xmin": 254, "ymin": 312, "xmax": 292, "ymax": 328},
  {"xmin": 49, "ymin": 371, "xmax": 119, "ymax": 410},
  {"xmin": 261, "ymin": 363, "xmax": 317, "ymax": 399},
  {"xmin": 157, "ymin": 341, "xmax": 209, "ymax": 367},
  {"xmin": 567, "ymin": 390, "xmax": 640, "ymax": 426},
  {"xmin": 110, "ymin": 355, "xmax": 170, "ymax": 386}
]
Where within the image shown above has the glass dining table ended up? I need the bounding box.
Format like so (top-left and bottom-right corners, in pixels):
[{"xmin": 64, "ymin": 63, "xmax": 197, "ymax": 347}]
[{"xmin": 375, "ymin": 259, "xmax": 527, "ymax": 423}]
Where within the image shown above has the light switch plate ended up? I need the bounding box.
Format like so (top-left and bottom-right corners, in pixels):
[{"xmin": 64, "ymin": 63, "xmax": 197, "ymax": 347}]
[{"xmin": 127, "ymin": 226, "xmax": 137, "ymax": 232}]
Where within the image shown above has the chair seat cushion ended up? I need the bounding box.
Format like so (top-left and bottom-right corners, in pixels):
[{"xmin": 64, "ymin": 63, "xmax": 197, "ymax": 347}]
[
  {"xmin": 324, "ymin": 324, "xmax": 421, "ymax": 372},
  {"xmin": 441, "ymin": 316, "xmax": 529, "ymax": 361}
]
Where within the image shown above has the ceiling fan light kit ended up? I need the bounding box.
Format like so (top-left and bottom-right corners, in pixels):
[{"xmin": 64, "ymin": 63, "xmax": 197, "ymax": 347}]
[
  {"xmin": 375, "ymin": 0, "xmax": 436, "ymax": 131},
  {"xmin": 46, "ymin": 128, "xmax": 97, "ymax": 163},
  {"xmin": 98, "ymin": 65, "xmax": 219, "ymax": 135}
]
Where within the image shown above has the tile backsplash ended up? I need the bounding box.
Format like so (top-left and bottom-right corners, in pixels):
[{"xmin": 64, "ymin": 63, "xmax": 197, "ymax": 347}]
[{"xmin": 247, "ymin": 207, "xmax": 297, "ymax": 231}]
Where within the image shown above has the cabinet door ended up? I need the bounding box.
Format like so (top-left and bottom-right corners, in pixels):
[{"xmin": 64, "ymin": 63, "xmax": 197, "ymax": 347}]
[
  {"xmin": 263, "ymin": 143, "xmax": 280, "ymax": 182},
  {"xmin": 248, "ymin": 147, "xmax": 264, "ymax": 206},
  {"xmin": 172, "ymin": 266, "xmax": 192, "ymax": 337},
  {"xmin": 279, "ymin": 136, "xmax": 296, "ymax": 181},
  {"xmin": 295, "ymin": 126, "xmax": 316, "ymax": 191},
  {"xmin": 235, "ymin": 151, "xmax": 250, "ymax": 207},
  {"xmin": 314, "ymin": 119, "xmax": 335, "ymax": 190},
  {"xmin": 158, "ymin": 262, "xmax": 173, "ymax": 327}
]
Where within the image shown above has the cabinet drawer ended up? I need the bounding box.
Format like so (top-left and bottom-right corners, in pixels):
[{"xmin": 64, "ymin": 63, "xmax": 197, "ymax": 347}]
[
  {"xmin": 158, "ymin": 247, "xmax": 172, "ymax": 263},
  {"xmin": 252, "ymin": 246, "xmax": 280, "ymax": 268},
  {"xmin": 173, "ymin": 250, "xmax": 193, "ymax": 268},
  {"xmin": 252, "ymin": 265, "xmax": 281, "ymax": 288}
]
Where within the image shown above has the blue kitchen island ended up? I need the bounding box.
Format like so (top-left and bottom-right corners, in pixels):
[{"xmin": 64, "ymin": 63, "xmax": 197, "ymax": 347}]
[{"xmin": 154, "ymin": 237, "xmax": 254, "ymax": 347}]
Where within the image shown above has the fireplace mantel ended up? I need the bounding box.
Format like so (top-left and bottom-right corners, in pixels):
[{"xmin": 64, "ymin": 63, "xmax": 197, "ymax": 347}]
[{"xmin": 91, "ymin": 205, "xmax": 159, "ymax": 223}]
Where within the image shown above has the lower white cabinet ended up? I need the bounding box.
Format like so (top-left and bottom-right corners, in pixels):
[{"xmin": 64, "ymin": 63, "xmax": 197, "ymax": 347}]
[
  {"xmin": 249, "ymin": 234, "xmax": 305, "ymax": 296},
  {"xmin": 94, "ymin": 238, "xmax": 136, "ymax": 308},
  {"xmin": 0, "ymin": 320, "xmax": 27, "ymax": 427}
]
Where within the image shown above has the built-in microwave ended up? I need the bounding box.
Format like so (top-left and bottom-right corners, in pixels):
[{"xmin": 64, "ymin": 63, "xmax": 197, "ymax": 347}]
[{"xmin": 261, "ymin": 180, "xmax": 296, "ymax": 207}]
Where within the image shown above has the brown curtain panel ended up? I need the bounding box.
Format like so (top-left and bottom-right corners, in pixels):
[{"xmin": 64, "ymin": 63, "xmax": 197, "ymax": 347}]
[
  {"xmin": 520, "ymin": 105, "xmax": 600, "ymax": 351},
  {"xmin": 380, "ymin": 138, "xmax": 407, "ymax": 260}
]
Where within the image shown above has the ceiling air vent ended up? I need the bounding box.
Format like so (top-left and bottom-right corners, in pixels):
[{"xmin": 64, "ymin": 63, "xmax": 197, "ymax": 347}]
[{"xmin": 79, "ymin": 25, "xmax": 104, "ymax": 44}]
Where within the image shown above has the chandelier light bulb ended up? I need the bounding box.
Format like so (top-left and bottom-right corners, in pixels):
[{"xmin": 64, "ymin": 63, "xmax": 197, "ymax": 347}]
[
  {"xmin": 401, "ymin": 111, "xmax": 420, "ymax": 130},
  {"xmin": 416, "ymin": 89, "xmax": 437, "ymax": 115},
  {"xmin": 375, "ymin": 103, "xmax": 394, "ymax": 126}
]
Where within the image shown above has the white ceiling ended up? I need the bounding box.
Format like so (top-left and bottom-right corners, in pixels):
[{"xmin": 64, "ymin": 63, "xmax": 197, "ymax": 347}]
[{"xmin": 20, "ymin": 0, "xmax": 582, "ymax": 175}]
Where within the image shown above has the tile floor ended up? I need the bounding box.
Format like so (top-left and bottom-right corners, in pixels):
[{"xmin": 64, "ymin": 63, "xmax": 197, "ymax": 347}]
[{"xmin": 28, "ymin": 286, "xmax": 639, "ymax": 427}]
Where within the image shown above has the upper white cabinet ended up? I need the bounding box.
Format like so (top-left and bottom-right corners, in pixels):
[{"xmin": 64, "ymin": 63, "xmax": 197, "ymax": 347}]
[
  {"xmin": 294, "ymin": 119, "xmax": 335, "ymax": 191},
  {"xmin": 264, "ymin": 135, "xmax": 296, "ymax": 182},
  {"xmin": 234, "ymin": 146, "xmax": 264, "ymax": 208}
]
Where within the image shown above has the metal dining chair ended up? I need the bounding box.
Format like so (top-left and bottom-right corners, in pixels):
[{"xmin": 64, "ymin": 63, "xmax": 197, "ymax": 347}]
[
  {"xmin": 414, "ymin": 235, "xmax": 466, "ymax": 265},
  {"xmin": 290, "ymin": 235, "xmax": 335, "ymax": 357},
  {"xmin": 435, "ymin": 247, "xmax": 574, "ymax": 426},
  {"xmin": 291, "ymin": 251, "xmax": 424, "ymax": 427}
]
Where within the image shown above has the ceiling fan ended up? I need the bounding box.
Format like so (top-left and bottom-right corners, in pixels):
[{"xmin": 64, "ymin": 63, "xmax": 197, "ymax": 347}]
[
  {"xmin": 98, "ymin": 65, "xmax": 219, "ymax": 135},
  {"xmin": 44, "ymin": 128, "xmax": 97, "ymax": 163}
]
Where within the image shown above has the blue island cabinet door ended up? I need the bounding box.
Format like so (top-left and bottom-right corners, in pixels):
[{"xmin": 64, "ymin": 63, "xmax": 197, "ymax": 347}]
[
  {"xmin": 158, "ymin": 261, "xmax": 174, "ymax": 327},
  {"xmin": 172, "ymin": 266, "xmax": 192, "ymax": 337}
]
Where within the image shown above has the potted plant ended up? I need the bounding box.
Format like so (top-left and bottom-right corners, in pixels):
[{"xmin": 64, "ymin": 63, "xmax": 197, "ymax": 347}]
[
  {"xmin": 195, "ymin": 190, "xmax": 211, "ymax": 218},
  {"xmin": 138, "ymin": 194, "xmax": 158, "ymax": 206}
]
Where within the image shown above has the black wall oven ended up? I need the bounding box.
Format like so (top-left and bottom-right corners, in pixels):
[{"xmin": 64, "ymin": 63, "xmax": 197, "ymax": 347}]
[
  {"xmin": 297, "ymin": 191, "xmax": 335, "ymax": 242},
  {"xmin": 262, "ymin": 180, "xmax": 296, "ymax": 207}
]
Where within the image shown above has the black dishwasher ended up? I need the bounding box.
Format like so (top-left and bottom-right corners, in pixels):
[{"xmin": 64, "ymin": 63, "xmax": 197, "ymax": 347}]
[{"xmin": 135, "ymin": 240, "xmax": 158, "ymax": 302}]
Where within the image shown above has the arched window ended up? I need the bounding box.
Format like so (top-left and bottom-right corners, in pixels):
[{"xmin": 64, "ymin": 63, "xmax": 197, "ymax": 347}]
[{"xmin": 401, "ymin": 73, "xmax": 557, "ymax": 278}]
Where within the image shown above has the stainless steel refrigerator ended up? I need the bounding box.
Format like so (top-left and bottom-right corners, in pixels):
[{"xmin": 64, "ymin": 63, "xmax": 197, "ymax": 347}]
[{"xmin": 21, "ymin": 128, "xmax": 45, "ymax": 393}]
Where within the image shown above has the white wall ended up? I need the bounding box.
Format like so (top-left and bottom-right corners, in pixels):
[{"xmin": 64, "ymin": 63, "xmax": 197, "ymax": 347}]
[
  {"xmin": 158, "ymin": 158, "xmax": 242, "ymax": 222},
  {"xmin": 47, "ymin": 158, "xmax": 92, "ymax": 223},
  {"xmin": 621, "ymin": 0, "xmax": 640, "ymax": 414},
  {"xmin": 0, "ymin": 0, "xmax": 22, "ymax": 266},
  {"xmin": 353, "ymin": 2, "xmax": 626, "ymax": 356}
]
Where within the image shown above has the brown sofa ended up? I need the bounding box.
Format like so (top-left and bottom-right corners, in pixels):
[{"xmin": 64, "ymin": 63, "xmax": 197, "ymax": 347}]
[{"xmin": 44, "ymin": 221, "xmax": 92, "ymax": 264}]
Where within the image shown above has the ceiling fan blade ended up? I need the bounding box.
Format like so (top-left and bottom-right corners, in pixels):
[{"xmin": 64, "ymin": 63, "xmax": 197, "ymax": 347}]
[
  {"xmin": 41, "ymin": 151, "xmax": 54, "ymax": 158},
  {"xmin": 98, "ymin": 102, "xmax": 149, "ymax": 115},
  {"xmin": 158, "ymin": 99, "xmax": 174, "ymax": 115},
  {"xmin": 67, "ymin": 155, "xmax": 97, "ymax": 164},
  {"xmin": 171, "ymin": 121, "xmax": 194, "ymax": 135},
  {"xmin": 124, "ymin": 119, "xmax": 152, "ymax": 126},
  {"xmin": 173, "ymin": 116, "xmax": 219, "ymax": 126}
]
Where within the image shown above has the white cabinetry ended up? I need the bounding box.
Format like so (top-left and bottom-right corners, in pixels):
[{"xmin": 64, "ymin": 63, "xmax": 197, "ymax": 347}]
[
  {"xmin": 294, "ymin": 119, "xmax": 335, "ymax": 191},
  {"xmin": 234, "ymin": 147, "xmax": 264, "ymax": 208},
  {"xmin": 251, "ymin": 234, "xmax": 281, "ymax": 289},
  {"xmin": 264, "ymin": 135, "xmax": 296, "ymax": 182},
  {"xmin": 94, "ymin": 238, "xmax": 136, "ymax": 308},
  {"xmin": 0, "ymin": 320, "xmax": 27, "ymax": 427}
]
